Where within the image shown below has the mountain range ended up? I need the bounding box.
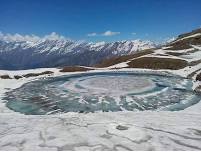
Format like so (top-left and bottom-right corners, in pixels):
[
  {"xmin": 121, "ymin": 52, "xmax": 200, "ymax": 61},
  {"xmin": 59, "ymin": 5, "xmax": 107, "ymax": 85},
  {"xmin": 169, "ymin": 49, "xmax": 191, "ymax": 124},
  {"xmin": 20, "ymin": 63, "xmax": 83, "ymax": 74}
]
[{"xmin": 0, "ymin": 32, "xmax": 155, "ymax": 70}]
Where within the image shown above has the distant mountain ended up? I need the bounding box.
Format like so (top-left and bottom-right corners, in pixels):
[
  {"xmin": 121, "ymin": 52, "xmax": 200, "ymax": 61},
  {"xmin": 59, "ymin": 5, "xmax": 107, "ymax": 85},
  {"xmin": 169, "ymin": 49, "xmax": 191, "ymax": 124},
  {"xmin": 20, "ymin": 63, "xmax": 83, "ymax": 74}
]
[{"xmin": 0, "ymin": 32, "xmax": 155, "ymax": 70}]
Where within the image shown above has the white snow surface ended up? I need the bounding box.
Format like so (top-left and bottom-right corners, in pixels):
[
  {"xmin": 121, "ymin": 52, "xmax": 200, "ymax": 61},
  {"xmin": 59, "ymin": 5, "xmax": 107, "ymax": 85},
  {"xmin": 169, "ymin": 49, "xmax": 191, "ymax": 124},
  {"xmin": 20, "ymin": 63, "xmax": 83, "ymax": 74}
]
[
  {"xmin": 107, "ymin": 61, "xmax": 129, "ymax": 68},
  {"xmin": 0, "ymin": 68, "xmax": 201, "ymax": 150}
]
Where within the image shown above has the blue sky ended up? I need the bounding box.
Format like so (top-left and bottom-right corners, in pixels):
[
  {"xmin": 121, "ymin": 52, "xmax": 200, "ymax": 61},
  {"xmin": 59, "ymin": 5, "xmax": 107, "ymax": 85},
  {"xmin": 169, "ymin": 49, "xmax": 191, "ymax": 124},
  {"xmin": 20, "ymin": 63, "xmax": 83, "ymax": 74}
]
[{"xmin": 0, "ymin": 0, "xmax": 201, "ymax": 42}]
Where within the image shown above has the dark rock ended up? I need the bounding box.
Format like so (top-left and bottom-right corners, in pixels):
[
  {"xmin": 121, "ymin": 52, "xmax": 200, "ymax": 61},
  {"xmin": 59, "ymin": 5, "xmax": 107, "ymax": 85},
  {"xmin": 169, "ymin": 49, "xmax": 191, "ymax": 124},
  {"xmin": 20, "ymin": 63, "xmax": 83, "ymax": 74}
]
[
  {"xmin": 14, "ymin": 75, "xmax": 23, "ymax": 79},
  {"xmin": 0, "ymin": 75, "xmax": 12, "ymax": 79},
  {"xmin": 22, "ymin": 71, "xmax": 53, "ymax": 78},
  {"xmin": 60, "ymin": 66, "xmax": 92, "ymax": 72},
  {"xmin": 116, "ymin": 125, "xmax": 129, "ymax": 130},
  {"xmin": 196, "ymin": 73, "xmax": 201, "ymax": 81}
]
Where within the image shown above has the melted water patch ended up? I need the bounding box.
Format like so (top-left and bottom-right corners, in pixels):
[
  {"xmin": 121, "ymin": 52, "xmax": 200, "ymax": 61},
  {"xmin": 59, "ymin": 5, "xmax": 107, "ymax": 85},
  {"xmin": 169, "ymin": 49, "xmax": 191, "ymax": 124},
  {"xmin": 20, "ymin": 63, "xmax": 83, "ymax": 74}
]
[{"xmin": 3, "ymin": 72, "xmax": 201, "ymax": 115}]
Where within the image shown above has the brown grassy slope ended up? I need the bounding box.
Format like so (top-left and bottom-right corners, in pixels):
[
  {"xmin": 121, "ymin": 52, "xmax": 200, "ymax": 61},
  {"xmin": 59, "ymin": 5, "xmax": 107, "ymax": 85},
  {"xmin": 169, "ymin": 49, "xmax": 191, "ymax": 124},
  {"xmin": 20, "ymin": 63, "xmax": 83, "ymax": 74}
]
[
  {"xmin": 165, "ymin": 28, "xmax": 201, "ymax": 50},
  {"xmin": 166, "ymin": 36, "xmax": 201, "ymax": 50},
  {"xmin": 166, "ymin": 52, "xmax": 185, "ymax": 56},
  {"xmin": 178, "ymin": 28, "xmax": 201, "ymax": 39},
  {"xmin": 60, "ymin": 66, "xmax": 93, "ymax": 72},
  {"xmin": 127, "ymin": 57, "xmax": 188, "ymax": 70},
  {"xmin": 95, "ymin": 49, "xmax": 154, "ymax": 68}
]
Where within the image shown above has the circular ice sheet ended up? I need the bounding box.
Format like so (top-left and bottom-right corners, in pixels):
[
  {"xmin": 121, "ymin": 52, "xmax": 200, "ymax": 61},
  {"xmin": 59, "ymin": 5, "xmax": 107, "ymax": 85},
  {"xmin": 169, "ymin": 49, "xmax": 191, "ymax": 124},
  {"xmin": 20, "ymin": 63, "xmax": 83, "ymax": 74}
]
[
  {"xmin": 63, "ymin": 75, "xmax": 156, "ymax": 96},
  {"xmin": 4, "ymin": 72, "xmax": 201, "ymax": 115}
]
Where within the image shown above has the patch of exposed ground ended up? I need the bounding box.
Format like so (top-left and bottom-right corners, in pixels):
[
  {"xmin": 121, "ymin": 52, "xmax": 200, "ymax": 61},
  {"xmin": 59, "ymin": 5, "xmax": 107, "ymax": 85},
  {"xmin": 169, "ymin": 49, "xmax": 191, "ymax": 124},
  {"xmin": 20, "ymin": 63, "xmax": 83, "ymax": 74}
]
[
  {"xmin": 0, "ymin": 71, "xmax": 54, "ymax": 79},
  {"xmin": 186, "ymin": 49, "xmax": 200, "ymax": 54},
  {"xmin": 59, "ymin": 66, "xmax": 93, "ymax": 72},
  {"xmin": 196, "ymin": 72, "xmax": 201, "ymax": 81},
  {"xmin": 154, "ymin": 53, "xmax": 169, "ymax": 56},
  {"xmin": 195, "ymin": 85, "xmax": 201, "ymax": 93},
  {"xmin": 166, "ymin": 52, "xmax": 185, "ymax": 56},
  {"xmin": 95, "ymin": 49, "xmax": 154, "ymax": 68},
  {"xmin": 165, "ymin": 29, "xmax": 201, "ymax": 50},
  {"xmin": 14, "ymin": 75, "xmax": 23, "ymax": 79},
  {"xmin": 0, "ymin": 75, "xmax": 12, "ymax": 79},
  {"xmin": 187, "ymin": 68, "xmax": 201, "ymax": 79},
  {"xmin": 189, "ymin": 59, "xmax": 201, "ymax": 66},
  {"xmin": 178, "ymin": 28, "xmax": 201, "ymax": 39},
  {"xmin": 165, "ymin": 36, "xmax": 201, "ymax": 50},
  {"xmin": 22, "ymin": 71, "xmax": 54, "ymax": 78},
  {"xmin": 127, "ymin": 57, "xmax": 188, "ymax": 70}
]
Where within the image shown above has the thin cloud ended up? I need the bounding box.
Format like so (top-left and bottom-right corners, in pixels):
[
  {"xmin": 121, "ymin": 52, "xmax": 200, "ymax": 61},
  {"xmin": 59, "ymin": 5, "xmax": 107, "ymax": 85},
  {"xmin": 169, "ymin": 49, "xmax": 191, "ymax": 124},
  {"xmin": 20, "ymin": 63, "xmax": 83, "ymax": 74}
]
[
  {"xmin": 0, "ymin": 32, "xmax": 69, "ymax": 42},
  {"xmin": 131, "ymin": 32, "xmax": 136, "ymax": 35},
  {"xmin": 102, "ymin": 30, "xmax": 120, "ymax": 36},
  {"xmin": 87, "ymin": 32, "xmax": 97, "ymax": 37},
  {"xmin": 44, "ymin": 32, "xmax": 66, "ymax": 40}
]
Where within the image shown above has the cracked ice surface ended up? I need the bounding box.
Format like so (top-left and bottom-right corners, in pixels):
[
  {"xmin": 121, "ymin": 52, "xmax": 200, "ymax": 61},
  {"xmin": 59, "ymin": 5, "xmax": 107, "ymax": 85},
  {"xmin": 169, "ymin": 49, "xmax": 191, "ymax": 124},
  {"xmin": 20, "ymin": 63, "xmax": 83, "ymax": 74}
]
[{"xmin": 3, "ymin": 72, "xmax": 201, "ymax": 114}]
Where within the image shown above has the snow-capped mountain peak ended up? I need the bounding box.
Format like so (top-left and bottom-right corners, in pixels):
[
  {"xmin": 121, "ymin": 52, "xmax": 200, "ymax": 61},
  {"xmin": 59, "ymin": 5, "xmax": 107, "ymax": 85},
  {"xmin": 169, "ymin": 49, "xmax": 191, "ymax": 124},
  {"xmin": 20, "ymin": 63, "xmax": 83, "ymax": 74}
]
[{"xmin": 0, "ymin": 32, "xmax": 156, "ymax": 70}]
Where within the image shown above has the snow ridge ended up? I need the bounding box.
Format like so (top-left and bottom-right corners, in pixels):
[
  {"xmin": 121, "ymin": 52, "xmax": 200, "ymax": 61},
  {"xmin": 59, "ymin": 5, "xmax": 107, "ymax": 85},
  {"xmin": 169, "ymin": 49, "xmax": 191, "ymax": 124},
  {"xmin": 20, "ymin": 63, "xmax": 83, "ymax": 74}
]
[{"xmin": 0, "ymin": 32, "xmax": 156, "ymax": 69}]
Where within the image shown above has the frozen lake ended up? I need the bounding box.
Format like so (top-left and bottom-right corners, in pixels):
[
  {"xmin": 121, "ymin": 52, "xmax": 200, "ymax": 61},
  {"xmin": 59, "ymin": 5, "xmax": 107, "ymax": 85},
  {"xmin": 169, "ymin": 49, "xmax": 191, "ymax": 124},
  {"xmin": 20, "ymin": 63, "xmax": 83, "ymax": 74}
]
[{"xmin": 3, "ymin": 72, "xmax": 201, "ymax": 115}]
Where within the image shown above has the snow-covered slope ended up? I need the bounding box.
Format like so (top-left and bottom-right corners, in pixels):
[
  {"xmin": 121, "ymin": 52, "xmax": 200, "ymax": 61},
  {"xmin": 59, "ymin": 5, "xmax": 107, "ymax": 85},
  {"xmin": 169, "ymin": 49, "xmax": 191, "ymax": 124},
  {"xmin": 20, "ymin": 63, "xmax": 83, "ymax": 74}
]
[{"xmin": 0, "ymin": 32, "xmax": 155, "ymax": 70}]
